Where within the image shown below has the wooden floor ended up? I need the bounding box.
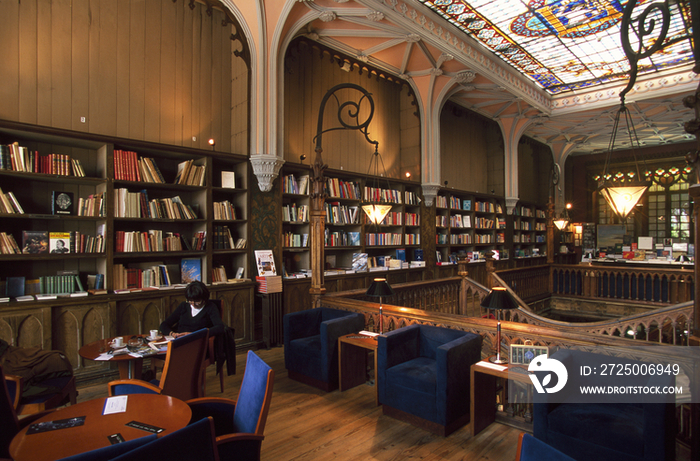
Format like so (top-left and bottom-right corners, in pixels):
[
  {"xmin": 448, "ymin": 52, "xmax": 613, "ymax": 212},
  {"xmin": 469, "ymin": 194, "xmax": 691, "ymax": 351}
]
[
  {"xmin": 76, "ymin": 346, "xmax": 520, "ymax": 460},
  {"xmin": 75, "ymin": 346, "xmax": 691, "ymax": 460}
]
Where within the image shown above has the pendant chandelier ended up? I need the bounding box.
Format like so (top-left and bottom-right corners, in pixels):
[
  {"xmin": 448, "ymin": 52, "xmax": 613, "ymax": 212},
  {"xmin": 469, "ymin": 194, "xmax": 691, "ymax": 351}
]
[
  {"xmin": 362, "ymin": 144, "xmax": 393, "ymax": 225},
  {"xmin": 598, "ymin": 101, "xmax": 650, "ymax": 220}
]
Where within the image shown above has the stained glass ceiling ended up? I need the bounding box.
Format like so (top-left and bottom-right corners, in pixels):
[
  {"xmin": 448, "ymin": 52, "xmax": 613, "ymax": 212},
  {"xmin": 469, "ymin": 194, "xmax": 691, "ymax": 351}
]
[{"xmin": 419, "ymin": 0, "xmax": 694, "ymax": 94}]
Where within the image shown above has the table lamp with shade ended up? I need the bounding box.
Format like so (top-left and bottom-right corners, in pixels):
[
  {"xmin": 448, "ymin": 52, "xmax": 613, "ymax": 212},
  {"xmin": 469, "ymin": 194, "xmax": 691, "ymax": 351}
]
[
  {"xmin": 480, "ymin": 286, "xmax": 518, "ymax": 364},
  {"xmin": 366, "ymin": 277, "xmax": 394, "ymax": 335}
]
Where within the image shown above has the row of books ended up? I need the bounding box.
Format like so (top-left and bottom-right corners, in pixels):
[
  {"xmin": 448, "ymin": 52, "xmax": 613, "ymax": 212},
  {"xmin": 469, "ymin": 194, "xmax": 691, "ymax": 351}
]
[
  {"xmin": 474, "ymin": 234, "xmax": 494, "ymax": 244},
  {"xmin": 213, "ymin": 225, "xmax": 247, "ymax": 250},
  {"xmin": 325, "ymin": 203, "xmax": 358, "ymax": 225},
  {"xmin": 282, "ymin": 174, "xmax": 309, "ymax": 195},
  {"xmin": 0, "ymin": 144, "xmax": 85, "ymax": 176},
  {"xmin": 0, "ymin": 188, "xmax": 23, "ymax": 214},
  {"xmin": 326, "ymin": 178, "xmax": 361, "ymax": 199},
  {"xmin": 365, "ymin": 211, "xmax": 402, "ymax": 226},
  {"xmin": 451, "ymin": 215, "xmax": 472, "ymax": 228},
  {"xmin": 282, "ymin": 203, "xmax": 308, "ymax": 223},
  {"xmin": 474, "ymin": 217, "xmax": 495, "ymax": 229},
  {"xmin": 450, "ymin": 234, "xmax": 472, "ymax": 244},
  {"xmin": 174, "ymin": 159, "xmax": 206, "ymax": 186},
  {"xmin": 114, "ymin": 189, "xmax": 198, "ymax": 220},
  {"xmin": 77, "ymin": 193, "xmax": 106, "ymax": 217},
  {"xmin": 113, "ymin": 150, "xmax": 166, "ymax": 183},
  {"xmin": 20, "ymin": 230, "xmax": 105, "ymax": 254},
  {"xmin": 38, "ymin": 274, "xmax": 84, "ymax": 295},
  {"xmin": 213, "ymin": 200, "xmax": 239, "ymax": 220},
  {"xmin": 325, "ymin": 230, "xmax": 360, "ymax": 247},
  {"xmin": 363, "ymin": 186, "xmax": 402, "ymax": 204},
  {"xmin": 115, "ymin": 230, "xmax": 191, "ymax": 253},
  {"xmin": 405, "ymin": 190, "xmax": 420, "ymax": 205},
  {"xmin": 405, "ymin": 212, "xmax": 420, "ymax": 226},
  {"xmin": 283, "ymin": 232, "xmax": 308, "ymax": 248},
  {"xmin": 474, "ymin": 201, "xmax": 498, "ymax": 213},
  {"xmin": 113, "ymin": 263, "xmax": 173, "ymax": 291},
  {"xmin": 404, "ymin": 234, "xmax": 420, "ymax": 245},
  {"xmin": 365, "ymin": 232, "xmax": 402, "ymax": 246}
]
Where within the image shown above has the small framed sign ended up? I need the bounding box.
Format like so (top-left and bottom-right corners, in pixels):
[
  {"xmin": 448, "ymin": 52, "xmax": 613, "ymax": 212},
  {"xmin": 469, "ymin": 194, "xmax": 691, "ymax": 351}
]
[{"xmin": 509, "ymin": 344, "xmax": 548, "ymax": 365}]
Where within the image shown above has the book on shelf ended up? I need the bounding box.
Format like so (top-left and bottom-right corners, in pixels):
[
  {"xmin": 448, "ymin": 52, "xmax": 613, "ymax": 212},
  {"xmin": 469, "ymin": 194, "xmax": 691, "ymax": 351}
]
[
  {"xmin": 180, "ymin": 258, "xmax": 202, "ymax": 283},
  {"xmin": 51, "ymin": 191, "xmax": 74, "ymax": 215},
  {"xmin": 21, "ymin": 231, "xmax": 49, "ymax": 254},
  {"xmin": 0, "ymin": 233, "xmax": 20, "ymax": 254},
  {"xmin": 352, "ymin": 253, "xmax": 368, "ymax": 272},
  {"xmin": 235, "ymin": 267, "xmax": 245, "ymax": 279},
  {"xmin": 0, "ymin": 188, "xmax": 24, "ymax": 214},
  {"xmin": 6, "ymin": 277, "xmax": 25, "ymax": 298},
  {"xmin": 49, "ymin": 232, "xmax": 71, "ymax": 254},
  {"xmin": 221, "ymin": 171, "xmax": 236, "ymax": 188}
]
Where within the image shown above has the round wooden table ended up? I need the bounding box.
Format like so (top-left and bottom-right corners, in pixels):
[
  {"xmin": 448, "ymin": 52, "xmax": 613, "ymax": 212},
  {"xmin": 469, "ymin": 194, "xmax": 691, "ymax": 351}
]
[
  {"xmin": 79, "ymin": 335, "xmax": 162, "ymax": 380},
  {"xmin": 9, "ymin": 394, "xmax": 191, "ymax": 461}
]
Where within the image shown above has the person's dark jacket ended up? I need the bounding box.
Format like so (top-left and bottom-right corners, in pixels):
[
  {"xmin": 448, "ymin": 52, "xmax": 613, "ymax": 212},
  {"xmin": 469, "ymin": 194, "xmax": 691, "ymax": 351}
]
[{"xmin": 159, "ymin": 300, "xmax": 225, "ymax": 336}]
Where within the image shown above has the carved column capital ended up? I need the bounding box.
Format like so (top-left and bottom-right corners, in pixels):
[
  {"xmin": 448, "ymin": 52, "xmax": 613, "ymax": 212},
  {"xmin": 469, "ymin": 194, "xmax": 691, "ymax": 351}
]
[
  {"xmin": 505, "ymin": 197, "xmax": 519, "ymax": 215},
  {"xmin": 250, "ymin": 155, "xmax": 285, "ymax": 192},
  {"xmin": 422, "ymin": 184, "xmax": 441, "ymax": 207}
]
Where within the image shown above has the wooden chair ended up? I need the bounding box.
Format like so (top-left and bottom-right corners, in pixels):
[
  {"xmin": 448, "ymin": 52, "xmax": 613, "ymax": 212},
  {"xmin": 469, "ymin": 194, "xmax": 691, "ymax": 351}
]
[
  {"xmin": 188, "ymin": 351, "xmax": 274, "ymax": 461},
  {"xmin": 201, "ymin": 298, "xmax": 225, "ymax": 395},
  {"xmin": 108, "ymin": 328, "xmax": 209, "ymax": 402},
  {"xmin": 1, "ymin": 365, "xmax": 54, "ymax": 459},
  {"xmin": 5, "ymin": 372, "xmax": 77, "ymax": 416}
]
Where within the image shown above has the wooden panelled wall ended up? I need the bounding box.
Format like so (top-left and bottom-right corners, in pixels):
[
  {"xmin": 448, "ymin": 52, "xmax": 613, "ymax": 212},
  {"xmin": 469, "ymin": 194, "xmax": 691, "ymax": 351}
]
[
  {"xmin": 0, "ymin": 0, "xmax": 247, "ymax": 154},
  {"xmin": 284, "ymin": 39, "xmax": 419, "ymax": 180},
  {"xmin": 518, "ymin": 137, "xmax": 553, "ymax": 205},
  {"xmin": 440, "ymin": 101, "xmax": 505, "ymax": 194}
]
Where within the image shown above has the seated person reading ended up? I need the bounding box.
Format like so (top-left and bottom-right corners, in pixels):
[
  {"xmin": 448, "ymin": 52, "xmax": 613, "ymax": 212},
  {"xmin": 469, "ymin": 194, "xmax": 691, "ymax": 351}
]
[{"xmin": 159, "ymin": 281, "xmax": 224, "ymax": 338}]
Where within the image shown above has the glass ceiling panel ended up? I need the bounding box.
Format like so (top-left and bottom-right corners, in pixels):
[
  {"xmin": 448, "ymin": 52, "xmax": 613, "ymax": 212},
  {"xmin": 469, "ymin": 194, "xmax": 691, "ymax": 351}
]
[{"xmin": 419, "ymin": 0, "xmax": 694, "ymax": 94}]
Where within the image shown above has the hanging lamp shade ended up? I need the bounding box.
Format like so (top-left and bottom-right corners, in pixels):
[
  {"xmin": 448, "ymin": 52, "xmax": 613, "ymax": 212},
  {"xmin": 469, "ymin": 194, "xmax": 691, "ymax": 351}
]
[
  {"xmin": 599, "ymin": 184, "xmax": 648, "ymax": 219},
  {"xmin": 553, "ymin": 218, "xmax": 569, "ymax": 231},
  {"xmin": 362, "ymin": 203, "xmax": 392, "ymax": 225}
]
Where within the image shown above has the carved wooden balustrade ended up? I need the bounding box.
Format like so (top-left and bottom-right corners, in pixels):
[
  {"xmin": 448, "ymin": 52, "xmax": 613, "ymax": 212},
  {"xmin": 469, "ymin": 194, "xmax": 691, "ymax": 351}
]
[
  {"xmin": 496, "ymin": 263, "xmax": 696, "ymax": 305},
  {"xmin": 326, "ymin": 274, "xmax": 488, "ymax": 318}
]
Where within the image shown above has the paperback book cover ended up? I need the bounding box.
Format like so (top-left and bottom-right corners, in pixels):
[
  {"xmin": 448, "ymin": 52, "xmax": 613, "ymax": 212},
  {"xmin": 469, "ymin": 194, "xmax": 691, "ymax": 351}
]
[
  {"xmin": 49, "ymin": 232, "xmax": 71, "ymax": 254},
  {"xmin": 254, "ymin": 250, "xmax": 277, "ymax": 276},
  {"xmin": 51, "ymin": 191, "xmax": 74, "ymax": 215},
  {"xmin": 180, "ymin": 258, "xmax": 202, "ymax": 283},
  {"xmin": 22, "ymin": 231, "xmax": 48, "ymax": 254}
]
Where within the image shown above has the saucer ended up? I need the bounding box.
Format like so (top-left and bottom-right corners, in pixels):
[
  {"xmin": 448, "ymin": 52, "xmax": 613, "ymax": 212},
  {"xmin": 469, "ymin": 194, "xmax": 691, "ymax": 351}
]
[
  {"xmin": 110, "ymin": 343, "xmax": 127, "ymax": 350},
  {"xmin": 146, "ymin": 335, "xmax": 163, "ymax": 342}
]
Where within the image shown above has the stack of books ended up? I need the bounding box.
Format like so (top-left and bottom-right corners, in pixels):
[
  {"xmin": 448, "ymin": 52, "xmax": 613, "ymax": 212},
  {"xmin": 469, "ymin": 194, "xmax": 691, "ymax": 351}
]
[{"xmin": 256, "ymin": 275, "xmax": 282, "ymax": 294}]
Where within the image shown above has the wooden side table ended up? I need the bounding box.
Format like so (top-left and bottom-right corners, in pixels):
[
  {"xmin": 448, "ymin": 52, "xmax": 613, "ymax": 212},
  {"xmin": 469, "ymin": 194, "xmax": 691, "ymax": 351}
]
[
  {"xmin": 338, "ymin": 333, "xmax": 379, "ymax": 406},
  {"xmin": 470, "ymin": 360, "xmax": 533, "ymax": 437}
]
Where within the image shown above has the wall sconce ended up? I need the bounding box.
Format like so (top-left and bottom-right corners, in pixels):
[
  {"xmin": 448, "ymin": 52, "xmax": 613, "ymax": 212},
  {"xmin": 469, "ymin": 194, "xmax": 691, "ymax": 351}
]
[
  {"xmin": 405, "ymin": 172, "xmax": 411, "ymax": 179},
  {"xmin": 208, "ymin": 138, "xmax": 216, "ymax": 150},
  {"xmin": 300, "ymin": 154, "xmax": 306, "ymax": 164}
]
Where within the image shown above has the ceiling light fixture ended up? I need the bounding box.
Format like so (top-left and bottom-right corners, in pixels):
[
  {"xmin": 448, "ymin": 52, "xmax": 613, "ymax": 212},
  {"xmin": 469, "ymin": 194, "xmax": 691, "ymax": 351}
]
[{"xmin": 362, "ymin": 144, "xmax": 393, "ymax": 225}]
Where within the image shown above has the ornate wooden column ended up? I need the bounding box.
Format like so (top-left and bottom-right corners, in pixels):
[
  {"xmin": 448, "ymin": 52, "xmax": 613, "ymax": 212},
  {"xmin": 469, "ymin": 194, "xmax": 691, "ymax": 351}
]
[
  {"xmin": 546, "ymin": 198, "xmax": 555, "ymax": 264},
  {"xmin": 309, "ymin": 148, "xmax": 328, "ymax": 308}
]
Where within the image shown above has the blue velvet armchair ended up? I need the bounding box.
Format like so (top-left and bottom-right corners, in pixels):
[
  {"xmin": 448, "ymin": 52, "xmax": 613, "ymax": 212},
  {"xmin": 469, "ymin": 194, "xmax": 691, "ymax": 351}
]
[
  {"xmin": 188, "ymin": 350, "xmax": 274, "ymax": 461},
  {"xmin": 284, "ymin": 307, "xmax": 365, "ymax": 391},
  {"xmin": 377, "ymin": 324, "xmax": 482, "ymax": 436},
  {"xmin": 533, "ymin": 349, "xmax": 676, "ymax": 461},
  {"xmin": 516, "ymin": 432, "xmax": 576, "ymax": 461}
]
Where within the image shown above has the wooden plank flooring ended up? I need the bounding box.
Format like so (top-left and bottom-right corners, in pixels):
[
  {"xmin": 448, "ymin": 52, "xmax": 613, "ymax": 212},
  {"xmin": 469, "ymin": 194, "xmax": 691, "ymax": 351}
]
[{"xmin": 75, "ymin": 346, "xmax": 520, "ymax": 460}]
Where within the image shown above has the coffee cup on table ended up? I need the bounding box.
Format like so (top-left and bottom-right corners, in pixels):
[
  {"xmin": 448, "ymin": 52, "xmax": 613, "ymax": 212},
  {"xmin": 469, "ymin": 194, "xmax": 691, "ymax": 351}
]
[
  {"xmin": 112, "ymin": 337, "xmax": 124, "ymax": 348},
  {"xmin": 149, "ymin": 330, "xmax": 159, "ymax": 339}
]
